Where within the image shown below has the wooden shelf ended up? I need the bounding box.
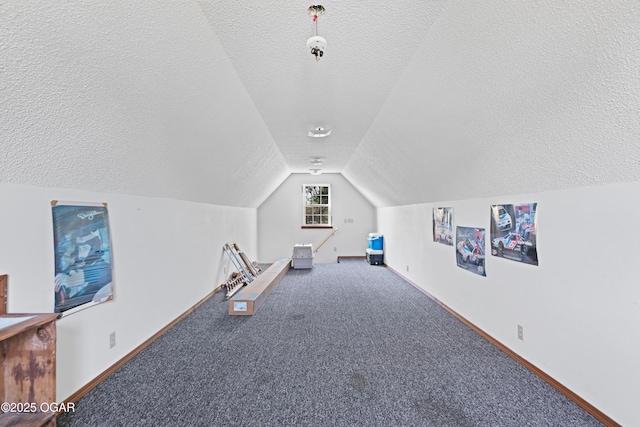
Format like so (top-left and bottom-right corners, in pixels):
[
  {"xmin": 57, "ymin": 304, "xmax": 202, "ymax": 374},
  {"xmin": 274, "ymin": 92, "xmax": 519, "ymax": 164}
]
[
  {"xmin": 0, "ymin": 411, "xmax": 56, "ymax": 426},
  {"xmin": 0, "ymin": 313, "xmax": 59, "ymax": 426}
]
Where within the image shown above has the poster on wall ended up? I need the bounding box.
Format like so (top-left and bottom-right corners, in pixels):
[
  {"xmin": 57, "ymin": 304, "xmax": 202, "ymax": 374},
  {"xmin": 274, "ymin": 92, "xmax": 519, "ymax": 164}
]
[
  {"xmin": 52, "ymin": 201, "xmax": 113, "ymax": 315},
  {"xmin": 456, "ymin": 226, "xmax": 486, "ymax": 276},
  {"xmin": 432, "ymin": 207, "xmax": 454, "ymax": 246},
  {"xmin": 489, "ymin": 203, "xmax": 538, "ymax": 266}
]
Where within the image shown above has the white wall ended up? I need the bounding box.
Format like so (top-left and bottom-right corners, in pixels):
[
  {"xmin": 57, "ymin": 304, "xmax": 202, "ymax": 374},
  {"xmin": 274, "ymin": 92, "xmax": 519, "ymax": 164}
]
[
  {"xmin": 258, "ymin": 173, "xmax": 376, "ymax": 264},
  {"xmin": 0, "ymin": 183, "xmax": 256, "ymax": 401},
  {"xmin": 378, "ymin": 181, "xmax": 640, "ymax": 426},
  {"xmin": 0, "ymin": 1, "xmax": 269, "ymax": 401}
]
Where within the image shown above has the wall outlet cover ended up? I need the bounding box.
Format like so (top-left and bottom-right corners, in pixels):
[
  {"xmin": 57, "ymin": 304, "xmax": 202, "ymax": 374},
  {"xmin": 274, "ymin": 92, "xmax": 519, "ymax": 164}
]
[{"xmin": 517, "ymin": 325, "xmax": 524, "ymax": 341}]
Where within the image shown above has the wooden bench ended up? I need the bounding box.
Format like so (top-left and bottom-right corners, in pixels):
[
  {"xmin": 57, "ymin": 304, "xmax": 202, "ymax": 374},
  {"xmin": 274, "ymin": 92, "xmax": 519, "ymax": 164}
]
[{"xmin": 228, "ymin": 258, "xmax": 290, "ymax": 315}]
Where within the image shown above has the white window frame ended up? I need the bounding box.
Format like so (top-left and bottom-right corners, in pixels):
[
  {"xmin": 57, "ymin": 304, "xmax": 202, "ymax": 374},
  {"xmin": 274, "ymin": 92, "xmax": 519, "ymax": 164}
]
[{"xmin": 302, "ymin": 184, "xmax": 331, "ymax": 227}]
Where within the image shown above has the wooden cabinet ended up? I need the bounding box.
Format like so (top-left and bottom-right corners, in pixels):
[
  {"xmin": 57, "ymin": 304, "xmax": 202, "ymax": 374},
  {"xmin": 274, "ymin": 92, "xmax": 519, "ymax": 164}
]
[{"xmin": 0, "ymin": 313, "xmax": 59, "ymax": 427}]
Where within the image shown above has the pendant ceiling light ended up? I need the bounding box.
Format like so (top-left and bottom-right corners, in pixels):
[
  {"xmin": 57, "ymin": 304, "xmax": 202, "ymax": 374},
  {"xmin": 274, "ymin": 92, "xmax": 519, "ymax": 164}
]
[
  {"xmin": 308, "ymin": 127, "xmax": 332, "ymax": 138},
  {"xmin": 307, "ymin": 5, "xmax": 326, "ymax": 62}
]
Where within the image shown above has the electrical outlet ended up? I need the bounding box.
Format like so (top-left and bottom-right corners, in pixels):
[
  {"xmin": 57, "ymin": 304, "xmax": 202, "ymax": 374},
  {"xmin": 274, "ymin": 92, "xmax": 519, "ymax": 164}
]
[
  {"xmin": 517, "ymin": 325, "xmax": 524, "ymax": 341},
  {"xmin": 110, "ymin": 332, "xmax": 116, "ymax": 348},
  {"xmin": 334, "ymin": 247, "xmax": 337, "ymax": 252},
  {"xmin": 406, "ymin": 265, "xmax": 409, "ymax": 272}
]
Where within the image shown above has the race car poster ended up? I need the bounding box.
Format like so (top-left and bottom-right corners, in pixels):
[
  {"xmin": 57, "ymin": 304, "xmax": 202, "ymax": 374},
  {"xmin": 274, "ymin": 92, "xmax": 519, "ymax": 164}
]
[
  {"xmin": 489, "ymin": 203, "xmax": 538, "ymax": 266},
  {"xmin": 52, "ymin": 201, "xmax": 113, "ymax": 315},
  {"xmin": 432, "ymin": 207, "xmax": 453, "ymax": 246},
  {"xmin": 456, "ymin": 226, "xmax": 486, "ymax": 276}
]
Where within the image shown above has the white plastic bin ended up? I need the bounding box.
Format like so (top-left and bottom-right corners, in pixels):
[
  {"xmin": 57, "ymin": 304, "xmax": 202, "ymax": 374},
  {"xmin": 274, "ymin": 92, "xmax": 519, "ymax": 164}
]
[{"xmin": 292, "ymin": 244, "xmax": 313, "ymax": 269}]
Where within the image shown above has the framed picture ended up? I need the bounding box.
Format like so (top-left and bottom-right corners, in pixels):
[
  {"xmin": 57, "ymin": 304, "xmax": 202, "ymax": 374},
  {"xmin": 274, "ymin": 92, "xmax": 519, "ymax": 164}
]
[{"xmin": 52, "ymin": 201, "xmax": 113, "ymax": 315}]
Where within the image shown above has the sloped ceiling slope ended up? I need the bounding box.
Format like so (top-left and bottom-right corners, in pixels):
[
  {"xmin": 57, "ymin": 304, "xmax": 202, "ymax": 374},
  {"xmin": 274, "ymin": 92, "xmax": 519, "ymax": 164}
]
[
  {"xmin": 1, "ymin": 2, "xmax": 289, "ymax": 208},
  {"xmin": 343, "ymin": 0, "xmax": 640, "ymax": 207},
  {"xmin": 197, "ymin": 0, "xmax": 448, "ymax": 175}
]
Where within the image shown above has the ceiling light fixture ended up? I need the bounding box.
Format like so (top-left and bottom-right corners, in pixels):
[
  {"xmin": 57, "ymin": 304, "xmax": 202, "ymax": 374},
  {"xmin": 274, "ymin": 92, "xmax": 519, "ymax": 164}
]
[
  {"xmin": 310, "ymin": 158, "xmax": 323, "ymax": 166},
  {"xmin": 309, "ymin": 169, "xmax": 322, "ymax": 175},
  {"xmin": 307, "ymin": 5, "xmax": 326, "ymax": 62},
  {"xmin": 308, "ymin": 127, "xmax": 332, "ymax": 138}
]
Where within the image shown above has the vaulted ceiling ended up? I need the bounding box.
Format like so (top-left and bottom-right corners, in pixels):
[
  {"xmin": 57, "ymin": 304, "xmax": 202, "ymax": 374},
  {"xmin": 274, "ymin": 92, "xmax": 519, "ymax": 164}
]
[
  {"xmin": 196, "ymin": 0, "xmax": 640, "ymax": 207},
  {"xmin": 197, "ymin": 1, "xmax": 447, "ymax": 176},
  {"xmin": 2, "ymin": 2, "xmax": 638, "ymax": 209}
]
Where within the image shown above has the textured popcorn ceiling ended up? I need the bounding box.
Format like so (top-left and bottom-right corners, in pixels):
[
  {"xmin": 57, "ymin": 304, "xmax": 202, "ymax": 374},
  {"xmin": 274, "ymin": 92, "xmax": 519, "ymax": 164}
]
[
  {"xmin": 198, "ymin": 0, "xmax": 640, "ymax": 207},
  {"xmin": 2, "ymin": 1, "xmax": 639, "ymax": 207},
  {"xmin": 343, "ymin": 0, "xmax": 640, "ymax": 206},
  {"xmin": 0, "ymin": 2, "xmax": 289, "ymax": 208},
  {"xmin": 197, "ymin": 0, "xmax": 448, "ymax": 177}
]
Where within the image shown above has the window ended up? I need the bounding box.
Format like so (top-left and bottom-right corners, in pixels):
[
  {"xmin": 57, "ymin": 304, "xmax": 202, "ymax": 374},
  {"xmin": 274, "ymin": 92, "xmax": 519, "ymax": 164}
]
[{"xmin": 302, "ymin": 184, "xmax": 331, "ymax": 227}]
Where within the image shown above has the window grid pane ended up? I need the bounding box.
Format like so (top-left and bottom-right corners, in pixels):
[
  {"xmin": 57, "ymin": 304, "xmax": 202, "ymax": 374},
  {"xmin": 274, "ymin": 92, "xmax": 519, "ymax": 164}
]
[{"xmin": 303, "ymin": 185, "xmax": 331, "ymax": 226}]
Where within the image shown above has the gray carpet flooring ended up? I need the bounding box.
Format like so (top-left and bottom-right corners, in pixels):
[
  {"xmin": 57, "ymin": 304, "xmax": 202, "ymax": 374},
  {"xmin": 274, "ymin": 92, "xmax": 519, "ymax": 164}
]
[{"xmin": 57, "ymin": 259, "xmax": 602, "ymax": 426}]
